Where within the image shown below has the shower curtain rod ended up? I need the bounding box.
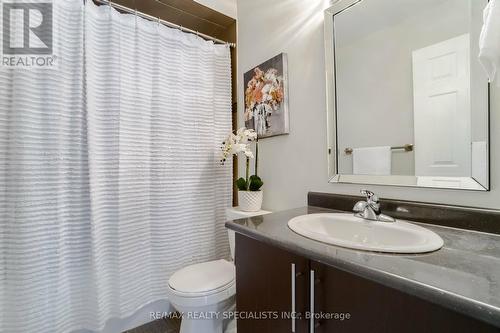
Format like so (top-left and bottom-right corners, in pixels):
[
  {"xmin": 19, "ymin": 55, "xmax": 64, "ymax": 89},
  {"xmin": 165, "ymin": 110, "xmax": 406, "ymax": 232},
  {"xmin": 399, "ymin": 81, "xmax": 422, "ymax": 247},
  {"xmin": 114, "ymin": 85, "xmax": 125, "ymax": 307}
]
[{"xmin": 93, "ymin": 0, "xmax": 236, "ymax": 48}]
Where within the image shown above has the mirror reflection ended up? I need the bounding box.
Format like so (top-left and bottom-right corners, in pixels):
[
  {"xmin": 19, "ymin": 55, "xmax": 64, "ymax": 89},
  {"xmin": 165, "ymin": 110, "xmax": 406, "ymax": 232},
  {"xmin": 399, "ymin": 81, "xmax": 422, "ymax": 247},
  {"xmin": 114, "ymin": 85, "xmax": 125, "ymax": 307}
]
[{"xmin": 327, "ymin": 0, "xmax": 489, "ymax": 190}]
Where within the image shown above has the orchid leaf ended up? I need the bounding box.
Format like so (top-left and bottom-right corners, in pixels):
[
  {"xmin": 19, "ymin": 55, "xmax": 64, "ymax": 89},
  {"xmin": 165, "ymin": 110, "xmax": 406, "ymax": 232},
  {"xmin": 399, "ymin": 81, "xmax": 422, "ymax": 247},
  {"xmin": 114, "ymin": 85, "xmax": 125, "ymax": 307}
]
[
  {"xmin": 236, "ymin": 177, "xmax": 248, "ymax": 191},
  {"xmin": 248, "ymin": 175, "xmax": 263, "ymax": 191}
]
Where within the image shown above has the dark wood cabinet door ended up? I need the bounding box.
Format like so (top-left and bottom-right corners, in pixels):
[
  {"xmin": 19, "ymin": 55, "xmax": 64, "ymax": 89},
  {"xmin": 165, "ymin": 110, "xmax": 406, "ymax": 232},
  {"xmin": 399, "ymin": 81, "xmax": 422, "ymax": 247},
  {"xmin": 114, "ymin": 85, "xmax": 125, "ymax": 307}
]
[
  {"xmin": 311, "ymin": 261, "xmax": 499, "ymax": 333},
  {"xmin": 235, "ymin": 234, "xmax": 309, "ymax": 333}
]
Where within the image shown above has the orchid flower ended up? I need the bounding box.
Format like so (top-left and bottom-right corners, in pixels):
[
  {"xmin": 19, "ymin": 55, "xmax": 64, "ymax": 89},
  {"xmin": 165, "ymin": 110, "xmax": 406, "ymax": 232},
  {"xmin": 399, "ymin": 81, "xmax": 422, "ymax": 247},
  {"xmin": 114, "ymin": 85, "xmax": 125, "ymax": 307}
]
[
  {"xmin": 220, "ymin": 127, "xmax": 262, "ymax": 192},
  {"xmin": 220, "ymin": 127, "xmax": 257, "ymax": 165}
]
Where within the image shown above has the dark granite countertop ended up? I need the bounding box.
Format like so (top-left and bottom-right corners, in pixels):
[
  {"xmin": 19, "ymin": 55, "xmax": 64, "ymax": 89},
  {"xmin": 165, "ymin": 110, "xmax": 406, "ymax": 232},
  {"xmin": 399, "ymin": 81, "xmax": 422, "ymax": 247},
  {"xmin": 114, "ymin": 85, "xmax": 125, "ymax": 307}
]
[{"xmin": 226, "ymin": 206, "xmax": 500, "ymax": 328}]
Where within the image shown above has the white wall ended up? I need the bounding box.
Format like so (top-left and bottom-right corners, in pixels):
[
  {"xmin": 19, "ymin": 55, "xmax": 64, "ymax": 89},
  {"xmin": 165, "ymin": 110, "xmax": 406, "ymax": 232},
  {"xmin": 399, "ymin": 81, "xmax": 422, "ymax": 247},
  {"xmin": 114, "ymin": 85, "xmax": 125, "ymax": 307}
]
[
  {"xmin": 194, "ymin": 0, "xmax": 237, "ymax": 18},
  {"xmin": 237, "ymin": 0, "xmax": 500, "ymax": 211}
]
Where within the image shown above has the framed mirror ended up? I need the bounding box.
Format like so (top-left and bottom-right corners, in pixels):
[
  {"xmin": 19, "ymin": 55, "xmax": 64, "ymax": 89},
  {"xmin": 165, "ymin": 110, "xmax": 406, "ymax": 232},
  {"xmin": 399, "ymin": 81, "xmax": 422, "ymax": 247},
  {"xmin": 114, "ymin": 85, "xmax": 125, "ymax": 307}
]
[{"xmin": 325, "ymin": 0, "xmax": 490, "ymax": 191}]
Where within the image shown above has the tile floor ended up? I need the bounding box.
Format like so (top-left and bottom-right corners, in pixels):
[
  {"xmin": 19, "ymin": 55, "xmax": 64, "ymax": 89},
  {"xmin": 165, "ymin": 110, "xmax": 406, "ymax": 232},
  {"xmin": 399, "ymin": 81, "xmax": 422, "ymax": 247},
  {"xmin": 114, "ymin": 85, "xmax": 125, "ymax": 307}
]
[
  {"xmin": 126, "ymin": 318, "xmax": 236, "ymax": 333},
  {"xmin": 126, "ymin": 319, "xmax": 180, "ymax": 333}
]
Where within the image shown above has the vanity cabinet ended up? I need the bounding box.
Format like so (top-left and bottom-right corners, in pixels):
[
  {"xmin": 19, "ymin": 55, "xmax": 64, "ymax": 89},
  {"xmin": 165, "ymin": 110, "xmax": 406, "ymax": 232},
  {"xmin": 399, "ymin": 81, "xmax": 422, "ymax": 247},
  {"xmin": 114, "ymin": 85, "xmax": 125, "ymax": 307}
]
[
  {"xmin": 235, "ymin": 234, "xmax": 499, "ymax": 333},
  {"xmin": 235, "ymin": 233, "xmax": 309, "ymax": 333}
]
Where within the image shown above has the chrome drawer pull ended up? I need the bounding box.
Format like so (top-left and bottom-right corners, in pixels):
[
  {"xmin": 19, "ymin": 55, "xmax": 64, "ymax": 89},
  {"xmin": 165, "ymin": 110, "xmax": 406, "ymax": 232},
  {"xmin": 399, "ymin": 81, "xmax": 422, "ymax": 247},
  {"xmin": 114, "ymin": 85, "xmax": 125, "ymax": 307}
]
[
  {"xmin": 310, "ymin": 269, "xmax": 315, "ymax": 333},
  {"xmin": 291, "ymin": 263, "xmax": 296, "ymax": 332}
]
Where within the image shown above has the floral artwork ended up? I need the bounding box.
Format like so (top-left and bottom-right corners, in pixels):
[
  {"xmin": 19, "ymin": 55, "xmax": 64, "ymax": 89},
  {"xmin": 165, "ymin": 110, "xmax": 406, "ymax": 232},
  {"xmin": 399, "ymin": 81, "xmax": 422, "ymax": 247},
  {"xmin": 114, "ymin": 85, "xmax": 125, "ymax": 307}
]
[{"xmin": 244, "ymin": 53, "xmax": 289, "ymax": 138}]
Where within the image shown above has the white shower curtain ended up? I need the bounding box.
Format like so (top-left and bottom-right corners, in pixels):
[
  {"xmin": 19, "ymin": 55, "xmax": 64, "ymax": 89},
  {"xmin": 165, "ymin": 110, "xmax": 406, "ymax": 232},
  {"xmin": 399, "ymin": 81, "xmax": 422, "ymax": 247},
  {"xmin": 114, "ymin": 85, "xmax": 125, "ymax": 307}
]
[{"xmin": 0, "ymin": 1, "xmax": 232, "ymax": 332}]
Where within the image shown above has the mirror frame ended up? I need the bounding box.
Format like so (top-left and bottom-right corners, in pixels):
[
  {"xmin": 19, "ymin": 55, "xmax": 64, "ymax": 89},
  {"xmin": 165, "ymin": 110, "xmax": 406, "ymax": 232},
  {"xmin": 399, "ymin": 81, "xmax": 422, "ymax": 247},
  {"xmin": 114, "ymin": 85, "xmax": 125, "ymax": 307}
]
[{"xmin": 324, "ymin": 0, "xmax": 490, "ymax": 191}]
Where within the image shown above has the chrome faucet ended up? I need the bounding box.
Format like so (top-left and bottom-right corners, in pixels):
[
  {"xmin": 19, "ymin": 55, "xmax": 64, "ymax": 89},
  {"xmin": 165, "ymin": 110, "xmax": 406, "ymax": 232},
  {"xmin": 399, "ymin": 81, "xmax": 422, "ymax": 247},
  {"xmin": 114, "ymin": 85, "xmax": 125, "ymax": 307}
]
[{"xmin": 353, "ymin": 190, "xmax": 395, "ymax": 223}]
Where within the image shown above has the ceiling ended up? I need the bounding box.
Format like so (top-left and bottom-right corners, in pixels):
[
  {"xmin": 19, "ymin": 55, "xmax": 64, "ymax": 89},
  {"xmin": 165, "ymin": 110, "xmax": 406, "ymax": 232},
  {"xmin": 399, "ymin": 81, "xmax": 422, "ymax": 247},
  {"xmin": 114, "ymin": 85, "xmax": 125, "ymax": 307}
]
[{"xmin": 193, "ymin": 0, "xmax": 237, "ymax": 19}]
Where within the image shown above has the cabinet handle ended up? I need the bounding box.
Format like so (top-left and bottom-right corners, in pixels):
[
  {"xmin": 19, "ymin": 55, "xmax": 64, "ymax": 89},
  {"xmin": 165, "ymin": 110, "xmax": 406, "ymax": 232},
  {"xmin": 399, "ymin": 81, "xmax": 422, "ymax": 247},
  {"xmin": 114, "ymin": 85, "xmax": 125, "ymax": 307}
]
[
  {"xmin": 310, "ymin": 269, "xmax": 315, "ymax": 333},
  {"xmin": 291, "ymin": 263, "xmax": 296, "ymax": 333}
]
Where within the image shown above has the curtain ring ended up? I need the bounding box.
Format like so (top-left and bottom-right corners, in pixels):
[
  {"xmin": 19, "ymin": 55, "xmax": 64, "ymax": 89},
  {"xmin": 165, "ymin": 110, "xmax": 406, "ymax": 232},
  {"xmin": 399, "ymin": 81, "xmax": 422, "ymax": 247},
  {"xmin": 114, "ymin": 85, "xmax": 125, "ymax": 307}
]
[{"xmin": 157, "ymin": 16, "xmax": 161, "ymax": 27}]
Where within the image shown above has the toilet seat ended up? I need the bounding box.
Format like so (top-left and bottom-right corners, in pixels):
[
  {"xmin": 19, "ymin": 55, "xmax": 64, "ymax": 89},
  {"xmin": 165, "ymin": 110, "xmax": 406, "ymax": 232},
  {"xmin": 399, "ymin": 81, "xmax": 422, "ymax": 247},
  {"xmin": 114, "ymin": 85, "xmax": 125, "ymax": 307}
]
[
  {"xmin": 170, "ymin": 279, "xmax": 235, "ymax": 297},
  {"xmin": 169, "ymin": 259, "xmax": 235, "ymax": 294},
  {"xmin": 168, "ymin": 280, "xmax": 236, "ymax": 307},
  {"xmin": 167, "ymin": 259, "xmax": 236, "ymax": 307}
]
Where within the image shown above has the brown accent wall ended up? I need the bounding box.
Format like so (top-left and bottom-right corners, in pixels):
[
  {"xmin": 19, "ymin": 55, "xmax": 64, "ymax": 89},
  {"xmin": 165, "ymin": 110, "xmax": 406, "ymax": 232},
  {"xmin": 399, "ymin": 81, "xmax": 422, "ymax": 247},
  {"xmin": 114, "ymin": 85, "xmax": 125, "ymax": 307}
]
[
  {"xmin": 218, "ymin": 20, "xmax": 238, "ymax": 206},
  {"xmin": 112, "ymin": 0, "xmax": 235, "ymax": 42}
]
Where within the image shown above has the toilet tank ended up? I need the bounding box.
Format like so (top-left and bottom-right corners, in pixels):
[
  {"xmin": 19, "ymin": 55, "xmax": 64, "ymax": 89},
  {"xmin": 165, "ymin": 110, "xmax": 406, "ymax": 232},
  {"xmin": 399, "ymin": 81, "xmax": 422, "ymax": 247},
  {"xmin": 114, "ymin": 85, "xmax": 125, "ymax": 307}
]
[{"xmin": 225, "ymin": 207, "xmax": 271, "ymax": 260}]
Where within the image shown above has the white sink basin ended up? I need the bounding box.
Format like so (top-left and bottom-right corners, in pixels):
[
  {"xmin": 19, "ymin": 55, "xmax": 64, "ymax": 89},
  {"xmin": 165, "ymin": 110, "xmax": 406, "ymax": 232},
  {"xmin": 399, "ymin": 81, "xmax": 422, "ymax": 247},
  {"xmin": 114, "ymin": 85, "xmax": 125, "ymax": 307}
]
[{"xmin": 288, "ymin": 213, "xmax": 443, "ymax": 253}]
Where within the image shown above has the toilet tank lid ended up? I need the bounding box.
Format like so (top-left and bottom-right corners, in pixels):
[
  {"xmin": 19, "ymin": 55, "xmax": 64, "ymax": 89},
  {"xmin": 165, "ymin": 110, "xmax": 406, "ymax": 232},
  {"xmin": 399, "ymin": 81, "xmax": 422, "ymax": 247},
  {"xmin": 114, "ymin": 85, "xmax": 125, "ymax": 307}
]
[{"xmin": 169, "ymin": 259, "xmax": 235, "ymax": 294}]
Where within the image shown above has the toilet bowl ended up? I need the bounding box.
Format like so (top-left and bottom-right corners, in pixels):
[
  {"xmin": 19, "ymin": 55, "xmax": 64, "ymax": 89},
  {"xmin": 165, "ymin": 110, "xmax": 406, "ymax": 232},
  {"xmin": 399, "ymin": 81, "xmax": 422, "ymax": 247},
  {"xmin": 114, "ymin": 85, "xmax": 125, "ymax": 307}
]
[{"xmin": 167, "ymin": 207, "xmax": 270, "ymax": 333}]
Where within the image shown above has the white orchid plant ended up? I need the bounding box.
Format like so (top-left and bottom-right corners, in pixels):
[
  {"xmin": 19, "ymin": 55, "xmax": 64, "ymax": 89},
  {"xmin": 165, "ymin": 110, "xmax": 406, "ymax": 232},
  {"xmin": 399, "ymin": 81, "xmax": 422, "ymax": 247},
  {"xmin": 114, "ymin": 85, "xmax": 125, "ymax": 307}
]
[{"xmin": 221, "ymin": 127, "xmax": 263, "ymax": 192}]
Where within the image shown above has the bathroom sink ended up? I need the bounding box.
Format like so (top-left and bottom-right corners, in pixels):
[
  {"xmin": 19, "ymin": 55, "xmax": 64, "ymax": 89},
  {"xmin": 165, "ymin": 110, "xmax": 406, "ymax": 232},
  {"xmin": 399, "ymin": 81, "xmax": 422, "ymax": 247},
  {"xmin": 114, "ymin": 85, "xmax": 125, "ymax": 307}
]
[{"xmin": 288, "ymin": 213, "xmax": 443, "ymax": 253}]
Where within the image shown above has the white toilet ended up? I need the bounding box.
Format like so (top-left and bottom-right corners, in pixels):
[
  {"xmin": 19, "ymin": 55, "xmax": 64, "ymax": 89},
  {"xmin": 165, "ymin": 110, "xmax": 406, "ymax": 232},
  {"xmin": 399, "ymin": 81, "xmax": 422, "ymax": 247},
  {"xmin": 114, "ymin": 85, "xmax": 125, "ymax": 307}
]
[{"xmin": 167, "ymin": 208, "xmax": 270, "ymax": 333}]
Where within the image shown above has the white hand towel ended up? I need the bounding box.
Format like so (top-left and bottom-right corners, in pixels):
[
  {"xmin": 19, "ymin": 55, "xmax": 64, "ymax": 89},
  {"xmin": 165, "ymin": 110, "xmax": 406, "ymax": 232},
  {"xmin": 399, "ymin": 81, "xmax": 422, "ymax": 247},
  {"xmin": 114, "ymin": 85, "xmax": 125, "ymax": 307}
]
[
  {"xmin": 353, "ymin": 146, "xmax": 391, "ymax": 176},
  {"xmin": 479, "ymin": 0, "xmax": 500, "ymax": 87}
]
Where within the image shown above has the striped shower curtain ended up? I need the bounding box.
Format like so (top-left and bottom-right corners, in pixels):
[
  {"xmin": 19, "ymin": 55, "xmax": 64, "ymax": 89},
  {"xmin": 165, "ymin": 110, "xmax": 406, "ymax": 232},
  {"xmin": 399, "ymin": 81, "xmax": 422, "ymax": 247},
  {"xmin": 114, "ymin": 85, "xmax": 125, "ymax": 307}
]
[{"xmin": 0, "ymin": 1, "xmax": 232, "ymax": 332}]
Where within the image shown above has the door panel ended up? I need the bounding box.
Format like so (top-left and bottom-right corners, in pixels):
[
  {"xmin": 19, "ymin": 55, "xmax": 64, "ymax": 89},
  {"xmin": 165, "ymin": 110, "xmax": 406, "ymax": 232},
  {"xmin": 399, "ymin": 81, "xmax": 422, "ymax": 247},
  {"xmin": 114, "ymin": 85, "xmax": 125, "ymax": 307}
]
[
  {"xmin": 413, "ymin": 34, "xmax": 471, "ymax": 177},
  {"xmin": 235, "ymin": 234, "xmax": 309, "ymax": 333},
  {"xmin": 311, "ymin": 261, "xmax": 498, "ymax": 333}
]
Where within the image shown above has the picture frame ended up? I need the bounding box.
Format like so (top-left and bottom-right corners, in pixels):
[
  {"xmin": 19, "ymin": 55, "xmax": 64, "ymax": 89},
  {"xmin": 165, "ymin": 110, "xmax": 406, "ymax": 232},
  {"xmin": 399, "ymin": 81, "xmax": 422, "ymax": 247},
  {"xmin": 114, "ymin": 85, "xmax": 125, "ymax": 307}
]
[{"xmin": 243, "ymin": 53, "xmax": 289, "ymax": 139}]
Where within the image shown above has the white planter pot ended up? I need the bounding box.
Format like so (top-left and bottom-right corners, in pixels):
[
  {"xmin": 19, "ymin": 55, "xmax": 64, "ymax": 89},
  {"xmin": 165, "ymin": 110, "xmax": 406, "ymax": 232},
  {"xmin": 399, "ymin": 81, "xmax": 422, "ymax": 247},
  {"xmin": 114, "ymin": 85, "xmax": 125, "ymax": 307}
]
[{"xmin": 238, "ymin": 190, "xmax": 263, "ymax": 212}]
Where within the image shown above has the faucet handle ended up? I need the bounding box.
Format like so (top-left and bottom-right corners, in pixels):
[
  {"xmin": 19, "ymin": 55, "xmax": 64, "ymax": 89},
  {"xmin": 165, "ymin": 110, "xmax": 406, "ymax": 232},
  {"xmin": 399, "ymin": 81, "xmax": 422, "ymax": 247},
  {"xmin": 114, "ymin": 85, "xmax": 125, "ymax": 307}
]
[
  {"xmin": 360, "ymin": 189, "xmax": 377, "ymax": 203},
  {"xmin": 361, "ymin": 189, "xmax": 380, "ymax": 215},
  {"xmin": 357, "ymin": 189, "xmax": 394, "ymax": 222}
]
